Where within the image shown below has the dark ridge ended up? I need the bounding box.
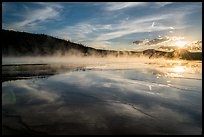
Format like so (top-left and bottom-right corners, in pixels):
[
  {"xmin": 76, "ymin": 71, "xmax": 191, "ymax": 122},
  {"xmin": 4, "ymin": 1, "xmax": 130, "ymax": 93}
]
[
  {"xmin": 2, "ymin": 64, "xmax": 48, "ymax": 66},
  {"xmin": 2, "ymin": 29, "xmax": 202, "ymax": 60}
]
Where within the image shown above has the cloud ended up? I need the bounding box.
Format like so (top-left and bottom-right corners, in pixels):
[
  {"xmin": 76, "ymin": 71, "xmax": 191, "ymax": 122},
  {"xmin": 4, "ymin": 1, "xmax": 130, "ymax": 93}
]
[
  {"xmin": 169, "ymin": 31, "xmax": 174, "ymax": 33},
  {"xmin": 133, "ymin": 40, "xmax": 144, "ymax": 45},
  {"xmin": 88, "ymin": 41, "xmax": 112, "ymax": 49},
  {"xmin": 3, "ymin": 2, "xmax": 199, "ymax": 50},
  {"xmin": 94, "ymin": 13, "xmax": 188, "ymax": 41},
  {"xmin": 95, "ymin": 3, "xmax": 200, "ymax": 42},
  {"xmin": 4, "ymin": 3, "xmax": 63, "ymax": 31},
  {"xmin": 104, "ymin": 2, "xmax": 174, "ymax": 11},
  {"xmin": 50, "ymin": 22, "xmax": 97, "ymax": 42},
  {"xmin": 145, "ymin": 37, "xmax": 169, "ymax": 45},
  {"xmin": 49, "ymin": 6, "xmax": 191, "ymax": 48},
  {"xmin": 3, "ymin": 80, "xmax": 60, "ymax": 103},
  {"xmin": 133, "ymin": 37, "xmax": 170, "ymax": 46},
  {"xmin": 105, "ymin": 2, "xmax": 147, "ymax": 11},
  {"xmin": 151, "ymin": 22, "xmax": 155, "ymax": 27},
  {"xmin": 133, "ymin": 36, "xmax": 192, "ymax": 50},
  {"xmin": 155, "ymin": 2, "xmax": 173, "ymax": 7}
]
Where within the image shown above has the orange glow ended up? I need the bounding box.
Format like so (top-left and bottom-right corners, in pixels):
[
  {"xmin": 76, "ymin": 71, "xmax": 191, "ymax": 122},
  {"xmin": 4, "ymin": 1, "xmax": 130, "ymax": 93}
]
[{"xmin": 175, "ymin": 41, "xmax": 186, "ymax": 48}]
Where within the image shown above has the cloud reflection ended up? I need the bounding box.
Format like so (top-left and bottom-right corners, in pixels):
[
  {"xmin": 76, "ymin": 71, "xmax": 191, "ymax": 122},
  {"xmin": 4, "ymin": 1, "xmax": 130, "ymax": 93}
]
[{"xmin": 2, "ymin": 62, "xmax": 202, "ymax": 134}]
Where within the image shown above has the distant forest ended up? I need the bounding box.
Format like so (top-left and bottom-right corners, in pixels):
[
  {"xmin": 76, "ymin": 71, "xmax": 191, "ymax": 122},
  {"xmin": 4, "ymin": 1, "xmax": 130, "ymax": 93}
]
[{"xmin": 2, "ymin": 29, "xmax": 202, "ymax": 60}]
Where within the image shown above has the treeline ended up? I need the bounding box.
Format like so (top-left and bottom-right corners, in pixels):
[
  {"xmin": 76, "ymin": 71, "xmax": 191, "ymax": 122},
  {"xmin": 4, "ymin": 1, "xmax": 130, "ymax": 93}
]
[
  {"xmin": 2, "ymin": 29, "xmax": 96, "ymax": 56},
  {"xmin": 2, "ymin": 29, "xmax": 141, "ymax": 57},
  {"xmin": 2, "ymin": 29, "xmax": 202, "ymax": 60}
]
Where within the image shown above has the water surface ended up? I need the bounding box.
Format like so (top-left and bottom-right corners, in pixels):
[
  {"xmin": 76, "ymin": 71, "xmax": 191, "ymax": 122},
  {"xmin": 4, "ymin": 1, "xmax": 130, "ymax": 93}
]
[{"xmin": 2, "ymin": 59, "xmax": 202, "ymax": 135}]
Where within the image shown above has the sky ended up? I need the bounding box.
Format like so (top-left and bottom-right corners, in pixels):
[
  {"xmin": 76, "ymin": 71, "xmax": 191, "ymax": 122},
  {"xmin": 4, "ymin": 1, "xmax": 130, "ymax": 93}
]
[{"xmin": 2, "ymin": 2, "xmax": 202, "ymax": 51}]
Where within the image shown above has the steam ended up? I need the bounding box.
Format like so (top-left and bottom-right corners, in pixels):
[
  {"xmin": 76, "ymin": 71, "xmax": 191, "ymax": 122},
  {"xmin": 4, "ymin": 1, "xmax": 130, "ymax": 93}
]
[{"xmin": 2, "ymin": 56, "xmax": 174, "ymax": 66}]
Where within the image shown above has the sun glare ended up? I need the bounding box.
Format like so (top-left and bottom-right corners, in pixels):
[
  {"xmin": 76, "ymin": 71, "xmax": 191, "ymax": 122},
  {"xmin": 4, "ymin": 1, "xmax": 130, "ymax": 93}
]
[
  {"xmin": 174, "ymin": 66, "xmax": 185, "ymax": 73},
  {"xmin": 175, "ymin": 41, "xmax": 186, "ymax": 48}
]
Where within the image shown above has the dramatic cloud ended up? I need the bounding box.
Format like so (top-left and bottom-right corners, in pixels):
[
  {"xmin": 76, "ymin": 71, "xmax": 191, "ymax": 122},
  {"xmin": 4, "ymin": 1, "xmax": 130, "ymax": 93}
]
[
  {"xmin": 133, "ymin": 37, "xmax": 169, "ymax": 46},
  {"xmin": 147, "ymin": 37, "xmax": 169, "ymax": 45},
  {"xmin": 94, "ymin": 13, "xmax": 188, "ymax": 41},
  {"xmin": 2, "ymin": 2, "xmax": 202, "ymax": 50}
]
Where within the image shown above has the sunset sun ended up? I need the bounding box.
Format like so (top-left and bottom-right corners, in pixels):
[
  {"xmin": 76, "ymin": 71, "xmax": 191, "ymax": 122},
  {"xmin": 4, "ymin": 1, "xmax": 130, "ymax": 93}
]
[{"xmin": 175, "ymin": 41, "xmax": 186, "ymax": 48}]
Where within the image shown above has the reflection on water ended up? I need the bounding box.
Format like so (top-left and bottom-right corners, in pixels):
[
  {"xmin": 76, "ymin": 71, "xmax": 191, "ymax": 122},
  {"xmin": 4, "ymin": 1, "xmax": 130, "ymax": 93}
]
[
  {"xmin": 174, "ymin": 66, "xmax": 185, "ymax": 73},
  {"xmin": 2, "ymin": 60, "xmax": 202, "ymax": 135}
]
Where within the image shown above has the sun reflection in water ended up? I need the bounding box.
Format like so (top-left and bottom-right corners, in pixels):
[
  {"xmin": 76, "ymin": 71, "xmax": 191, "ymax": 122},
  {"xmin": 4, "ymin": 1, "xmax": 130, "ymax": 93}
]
[
  {"xmin": 164, "ymin": 66, "xmax": 186, "ymax": 78},
  {"xmin": 174, "ymin": 66, "xmax": 185, "ymax": 73}
]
